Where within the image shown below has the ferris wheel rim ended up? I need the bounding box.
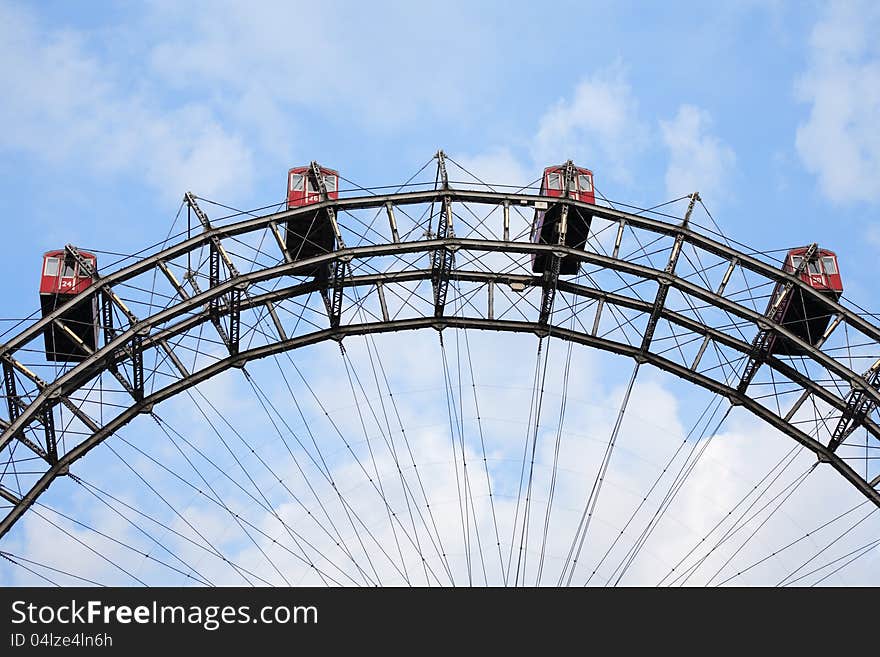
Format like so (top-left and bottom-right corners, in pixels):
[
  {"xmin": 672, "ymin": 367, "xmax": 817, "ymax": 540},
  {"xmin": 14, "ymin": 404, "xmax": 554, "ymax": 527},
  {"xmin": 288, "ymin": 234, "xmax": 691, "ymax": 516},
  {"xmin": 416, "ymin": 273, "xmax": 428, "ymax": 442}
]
[
  {"xmin": 5, "ymin": 189, "xmax": 880, "ymax": 360},
  {"xmin": 2, "ymin": 189, "xmax": 879, "ymax": 549}
]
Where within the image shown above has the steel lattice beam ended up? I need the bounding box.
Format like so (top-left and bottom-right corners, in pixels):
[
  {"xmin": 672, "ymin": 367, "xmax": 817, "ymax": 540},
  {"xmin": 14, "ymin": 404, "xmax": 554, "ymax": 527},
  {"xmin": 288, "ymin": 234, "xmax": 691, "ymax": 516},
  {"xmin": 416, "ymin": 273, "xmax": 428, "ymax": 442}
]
[
  {"xmin": 431, "ymin": 196, "xmax": 455, "ymax": 318},
  {"xmin": 2, "ymin": 359, "xmax": 20, "ymax": 433},
  {"xmin": 330, "ymin": 261, "xmax": 345, "ymax": 330},
  {"xmin": 539, "ymin": 255, "xmax": 560, "ymax": 326},
  {"xmin": 828, "ymin": 359, "xmax": 880, "ymax": 453},
  {"xmin": 318, "ymin": 259, "xmax": 346, "ymax": 330},
  {"xmin": 39, "ymin": 401, "xmax": 56, "ymax": 464}
]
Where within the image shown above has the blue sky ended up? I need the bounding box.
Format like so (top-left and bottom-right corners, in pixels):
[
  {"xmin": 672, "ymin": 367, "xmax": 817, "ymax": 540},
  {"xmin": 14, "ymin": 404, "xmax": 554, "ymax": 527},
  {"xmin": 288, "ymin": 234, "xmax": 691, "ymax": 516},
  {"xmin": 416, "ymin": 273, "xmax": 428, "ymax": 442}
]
[
  {"xmin": 1, "ymin": 1, "xmax": 879, "ymax": 585},
  {"xmin": 0, "ymin": 1, "xmax": 877, "ymax": 264}
]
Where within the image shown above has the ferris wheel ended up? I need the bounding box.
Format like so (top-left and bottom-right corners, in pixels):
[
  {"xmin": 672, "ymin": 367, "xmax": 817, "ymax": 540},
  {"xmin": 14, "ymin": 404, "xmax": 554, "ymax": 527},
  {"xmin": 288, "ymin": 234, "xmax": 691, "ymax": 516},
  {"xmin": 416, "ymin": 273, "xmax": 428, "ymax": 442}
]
[{"xmin": 1, "ymin": 152, "xmax": 878, "ymax": 586}]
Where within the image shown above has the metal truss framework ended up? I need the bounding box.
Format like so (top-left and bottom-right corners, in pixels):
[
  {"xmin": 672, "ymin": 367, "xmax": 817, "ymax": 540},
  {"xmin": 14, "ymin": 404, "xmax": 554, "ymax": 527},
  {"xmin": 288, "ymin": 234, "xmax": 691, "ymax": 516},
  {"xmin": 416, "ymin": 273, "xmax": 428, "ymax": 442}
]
[{"xmin": 1, "ymin": 184, "xmax": 879, "ymax": 540}]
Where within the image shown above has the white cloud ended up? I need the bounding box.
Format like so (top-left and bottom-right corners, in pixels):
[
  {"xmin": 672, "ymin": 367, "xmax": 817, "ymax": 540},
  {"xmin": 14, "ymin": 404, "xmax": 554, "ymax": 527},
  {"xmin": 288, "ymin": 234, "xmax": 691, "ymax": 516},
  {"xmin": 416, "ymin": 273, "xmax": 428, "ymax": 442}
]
[
  {"xmin": 0, "ymin": 2, "xmax": 508, "ymax": 203},
  {"xmin": 795, "ymin": 0, "xmax": 880, "ymax": 203},
  {"xmin": 660, "ymin": 104, "xmax": 736, "ymax": 201},
  {"xmin": 460, "ymin": 69, "xmax": 732, "ymax": 207},
  {"xmin": 0, "ymin": 3, "xmax": 254, "ymax": 203},
  {"xmin": 145, "ymin": 1, "xmax": 498, "ymax": 132},
  {"xmin": 532, "ymin": 65, "xmax": 649, "ymax": 185}
]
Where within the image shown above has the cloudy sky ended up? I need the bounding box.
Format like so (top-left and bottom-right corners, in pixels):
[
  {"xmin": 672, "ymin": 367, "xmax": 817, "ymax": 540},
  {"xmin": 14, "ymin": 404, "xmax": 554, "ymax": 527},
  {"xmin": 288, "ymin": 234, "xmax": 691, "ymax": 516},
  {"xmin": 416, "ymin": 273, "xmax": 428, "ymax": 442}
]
[{"xmin": 0, "ymin": 0, "xmax": 879, "ymax": 586}]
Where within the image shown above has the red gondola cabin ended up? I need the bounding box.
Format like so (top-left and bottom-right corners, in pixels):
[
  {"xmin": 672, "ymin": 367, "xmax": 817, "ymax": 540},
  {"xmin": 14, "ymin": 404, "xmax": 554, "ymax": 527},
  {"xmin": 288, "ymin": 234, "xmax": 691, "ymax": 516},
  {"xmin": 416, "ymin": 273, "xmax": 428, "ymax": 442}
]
[
  {"xmin": 767, "ymin": 247, "xmax": 843, "ymax": 355},
  {"xmin": 531, "ymin": 164, "xmax": 595, "ymax": 275},
  {"xmin": 285, "ymin": 165, "xmax": 339, "ymax": 272},
  {"xmin": 39, "ymin": 249, "xmax": 99, "ymax": 361}
]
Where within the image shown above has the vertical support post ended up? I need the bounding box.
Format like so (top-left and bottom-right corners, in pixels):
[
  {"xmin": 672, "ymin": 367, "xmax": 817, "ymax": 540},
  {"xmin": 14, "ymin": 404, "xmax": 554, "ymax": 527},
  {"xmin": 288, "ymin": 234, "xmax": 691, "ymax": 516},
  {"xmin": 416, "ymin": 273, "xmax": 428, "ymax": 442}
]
[
  {"xmin": 269, "ymin": 221, "xmax": 292, "ymax": 263},
  {"xmin": 377, "ymin": 282, "xmax": 390, "ymax": 322},
  {"xmin": 266, "ymin": 301, "xmax": 287, "ymax": 341},
  {"xmin": 229, "ymin": 285, "xmax": 243, "ymax": 356},
  {"xmin": 681, "ymin": 192, "xmax": 700, "ymax": 229},
  {"xmin": 612, "ymin": 218, "xmax": 625, "ymax": 259},
  {"xmin": 557, "ymin": 206, "xmax": 570, "ymax": 250},
  {"xmin": 2, "ymin": 359, "xmax": 20, "ymax": 429},
  {"xmin": 592, "ymin": 298, "xmax": 604, "ymax": 336},
  {"xmin": 828, "ymin": 359, "xmax": 880, "ymax": 453},
  {"xmin": 209, "ymin": 241, "xmax": 220, "ymax": 324},
  {"xmin": 717, "ymin": 258, "xmax": 737, "ymax": 295},
  {"xmin": 488, "ymin": 281, "xmax": 494, "ymax": 320},
  {"xmin": 436, "ymin": 150, "xmax": 449, "ymax": 190},
  {"xmin": 539, "ymin": 255, "xmax": 561, "ymax": 325},
  {"xmin": 386, "ymin": 203, "xmax": 400, "ymax": 243},
  {"xmin": 328, "ymin": 208, "xmax": 345, "ymax": 250},
  {"xmin": 690, "ymin": 334, "xmax": 711, "ymax": 372},
  {"xmin": 131, "ymin": 331, "xmax": 144, "ymax": 402},
  {"xmin": 159, "ymin": 261, "xmax": 190, "ymax": 300},
  {"xmin": 784, "ymin": 390, "xmax": 811, "ymax": 422},
  {"xmin": 101, "ymin": 289, "xmax": 116, "ymax": 347},
  {"xmin": 329, "ymin": 260, "xmax": 345, "ymax": 330},
  {"xmin": 431, "ymin": 152, "xmax": 455, "ymax": 319},
  {"xmin": 40, "ymin": 401, "xmax": 57, "ymax": 464}
]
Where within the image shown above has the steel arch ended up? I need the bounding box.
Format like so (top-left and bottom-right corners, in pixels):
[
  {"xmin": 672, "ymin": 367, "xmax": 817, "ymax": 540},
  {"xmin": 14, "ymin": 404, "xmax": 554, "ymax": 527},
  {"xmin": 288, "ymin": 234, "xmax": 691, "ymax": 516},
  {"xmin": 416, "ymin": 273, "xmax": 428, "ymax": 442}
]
[{"xmin": 2, "ymin": 188, "xmax": 879, "ymax": 542}]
